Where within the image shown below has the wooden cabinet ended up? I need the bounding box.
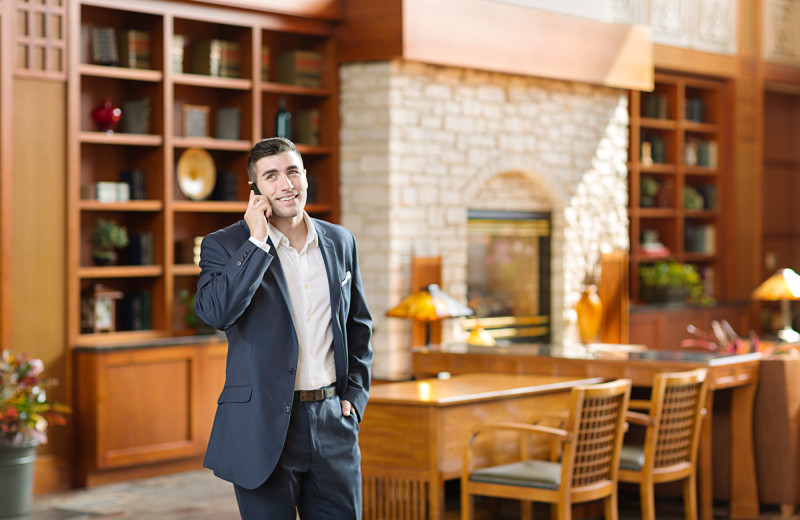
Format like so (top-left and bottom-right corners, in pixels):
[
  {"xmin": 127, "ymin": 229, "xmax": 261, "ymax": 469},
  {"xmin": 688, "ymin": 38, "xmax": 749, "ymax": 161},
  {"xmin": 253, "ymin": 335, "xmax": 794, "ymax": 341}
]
[
  {"xmin": 74, "ymin": 339, "xmax": 227, "ymax": 486},
  {"xmin": 628, "ymin": 73, "xmax": 730, "ymax": 303},
  {"xmin": 628, "ymin": 301, "xmax": 750, "ymax": 350},
  {"xmin": 66, "ymin": 1, "xmax": 339, "ymax": 348}
]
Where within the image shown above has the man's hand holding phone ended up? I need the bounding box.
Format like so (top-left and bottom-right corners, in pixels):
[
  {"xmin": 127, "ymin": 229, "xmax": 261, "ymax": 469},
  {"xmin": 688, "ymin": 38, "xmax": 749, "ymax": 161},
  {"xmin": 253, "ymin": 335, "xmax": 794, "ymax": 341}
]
[{"xmin": 245, "ymin": 182, "xmax": 271, "ymax": 242}]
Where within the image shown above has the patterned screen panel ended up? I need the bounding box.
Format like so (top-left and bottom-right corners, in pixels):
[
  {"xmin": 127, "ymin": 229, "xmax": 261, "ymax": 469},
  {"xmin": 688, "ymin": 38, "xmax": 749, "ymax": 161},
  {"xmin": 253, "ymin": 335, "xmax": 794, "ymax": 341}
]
[{"xmin": 14, "ymin": 0, "xmax": 66, "ymax": 78}]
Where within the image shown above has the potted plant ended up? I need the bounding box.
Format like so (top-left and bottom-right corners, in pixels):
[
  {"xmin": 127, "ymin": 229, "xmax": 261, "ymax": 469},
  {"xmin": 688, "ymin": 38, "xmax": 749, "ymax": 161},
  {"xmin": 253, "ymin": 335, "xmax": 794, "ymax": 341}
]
[
  {"xmin": 639, "ymin": 260, "xmax": 714, "ymax": 306},
  {"xmin": 91, "ymin": 218, "xmax": 129, "ymax": 265},
  {"xmin": 0, "ymin": 349, "xmax": 70, "ymax": 517}
]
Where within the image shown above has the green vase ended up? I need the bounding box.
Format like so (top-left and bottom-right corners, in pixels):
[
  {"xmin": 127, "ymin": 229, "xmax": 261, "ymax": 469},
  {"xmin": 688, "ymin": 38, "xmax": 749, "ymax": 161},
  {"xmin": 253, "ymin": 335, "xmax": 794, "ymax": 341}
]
[{"xmin": 0, "ymin": 443, "xmax": 37, "ymax": 518}]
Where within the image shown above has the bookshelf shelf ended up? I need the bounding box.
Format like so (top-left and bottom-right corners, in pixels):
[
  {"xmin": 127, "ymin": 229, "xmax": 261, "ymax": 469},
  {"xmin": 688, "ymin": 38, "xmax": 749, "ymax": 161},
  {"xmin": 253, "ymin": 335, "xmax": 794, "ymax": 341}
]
[
  {"xmin": 173, "ymin": 264, "xmax": 201, "ymax": 276},
  {"xmin": 80, "ymin": 64, "xmax": 163, "ymax": 82},
  {"xmin": 261, "ymin": 81, "xmax": 330, "ymax": 97},
  {"xmin": 172, "ymin": 136, "xmax": 251, "ymax": 151},
  {"xmin": 78, "ymin": 265, "xmax": 163, "ymax": 278},
  {"xmin": 172, "ymin": 200, "xmax": 246, "ymax": 212},
  {"xmin": 79, "ymin": 132, "xmax": 163, "ymax": 146},
  {"xmin": 172, "ymin": 73, "xmax": 252, "ymax": 90},
  {"xmin": 628, "ymin": 73, "xmax": 729, "ymax": 303},
  {"xmin": 79, "ymin": 200, "xmax": 163, "ymax": 211}
]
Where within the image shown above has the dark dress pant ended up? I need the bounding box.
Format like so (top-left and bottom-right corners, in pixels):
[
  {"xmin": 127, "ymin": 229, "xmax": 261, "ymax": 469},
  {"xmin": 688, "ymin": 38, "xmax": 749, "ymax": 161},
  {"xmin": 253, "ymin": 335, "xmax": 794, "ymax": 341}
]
[{"xmin": 233, "ymin": 394, "xmax": 362, "ymax": 520}]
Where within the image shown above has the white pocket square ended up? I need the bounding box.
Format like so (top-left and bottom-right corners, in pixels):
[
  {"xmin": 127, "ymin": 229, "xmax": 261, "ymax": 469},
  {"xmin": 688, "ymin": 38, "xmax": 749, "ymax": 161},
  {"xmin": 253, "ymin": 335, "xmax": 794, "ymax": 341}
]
[{"xmin": 341, "ymin": 271, "xmax": 351, "ymax": 286}]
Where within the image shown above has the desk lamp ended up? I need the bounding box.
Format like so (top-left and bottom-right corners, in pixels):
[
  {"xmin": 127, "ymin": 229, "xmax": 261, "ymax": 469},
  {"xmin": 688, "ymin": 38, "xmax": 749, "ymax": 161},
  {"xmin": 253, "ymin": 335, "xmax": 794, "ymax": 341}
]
[
  {"xmin": 386, "ymin": 284, "xmax": 474, "ymax": 345},
  {"xmin": 752, "ymin": 268, "xmax": 800, "ymax": 343}
]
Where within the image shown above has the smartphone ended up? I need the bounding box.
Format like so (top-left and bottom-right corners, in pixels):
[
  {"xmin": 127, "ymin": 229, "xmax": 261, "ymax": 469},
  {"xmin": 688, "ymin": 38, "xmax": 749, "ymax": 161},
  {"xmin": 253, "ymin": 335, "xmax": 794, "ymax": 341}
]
[{"xmin": 250, "ymin": 183, "xmax": 261, "ymax": 195}]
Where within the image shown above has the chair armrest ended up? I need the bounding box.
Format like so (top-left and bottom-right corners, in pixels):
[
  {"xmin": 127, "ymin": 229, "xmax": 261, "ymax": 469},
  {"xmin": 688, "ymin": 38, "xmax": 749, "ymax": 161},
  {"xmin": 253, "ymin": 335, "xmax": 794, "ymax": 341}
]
[
  {"xmin": 625, "ymin": 410, "xmax": 653, "ymax": 426},
  {"xmin": 463, "ymin": 421, "xmax": 571, "ymax": 472},
  {"xmin": 469, "ymin": 421, "xmax": 570, "ymax": 443},
  {"xmin": 628, "ymin": 399, "xmax": 651, "ymax": 410}
]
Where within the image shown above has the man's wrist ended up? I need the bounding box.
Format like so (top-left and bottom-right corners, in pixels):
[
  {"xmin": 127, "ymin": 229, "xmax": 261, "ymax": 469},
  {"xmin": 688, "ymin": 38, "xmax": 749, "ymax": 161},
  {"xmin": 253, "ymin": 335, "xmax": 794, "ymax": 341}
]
[{"xmin": 248, "ymin": 236, "xmax": 269, "ymax": 252}]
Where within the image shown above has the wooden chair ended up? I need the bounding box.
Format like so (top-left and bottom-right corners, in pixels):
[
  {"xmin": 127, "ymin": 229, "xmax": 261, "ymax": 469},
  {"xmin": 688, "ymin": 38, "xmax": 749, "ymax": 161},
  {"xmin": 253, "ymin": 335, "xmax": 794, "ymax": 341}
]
[
  {"xmin": 461, "ymin": 378, "xmax": 632, "ymax": 520},
  {"xmin": 618, "ymin": 368, "xmax": 709, "ymax": 520}
]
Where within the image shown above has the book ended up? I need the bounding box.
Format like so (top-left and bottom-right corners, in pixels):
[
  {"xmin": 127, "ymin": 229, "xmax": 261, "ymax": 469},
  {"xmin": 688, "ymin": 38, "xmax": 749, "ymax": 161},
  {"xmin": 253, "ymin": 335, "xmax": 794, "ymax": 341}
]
[
  {"xmin": 261, "ymin": 46, "xmax": 270, "ymax": 81},
  {"xmin": 685, "ymin": 97, "xmax": 706, "ymax": 122},
  {"xmin": 91, "ymin": 181, "xmax": 129, "ymax": 202},
  {"xmin": 191, "ymin": 39, "xmax": 241, "ymax": 78},
  {"xmin": 120, "ymin": 169, "xmax": 146, "ymax": 200},
  {"xmin": 117, "ymin": 29, "xmax": 151, "ymax": 69},
  {"xmin": 119, "ymin": 291, "xmax": 151, "ymax": 331},
  {"xmin": 642, "ymin": 93, "xmax": 667, "ymax": 119},
  {"xmin": 212, "ymin": 170, "xmax": 239, "ymax": 201},
  {"xmin": 121, "ymin": 98, "xmax": 150, "ymax": 134},
  {"xmin": 172, "ymin": 35, "xmax": 185, "ymax": 73},
  {"xmin": 90, "ymin": 27, "xmax": 119, "ymax": 66},
  {"xmin": 277, "ymin": 50, "xmax": 322, "ymax": 87},
  {"xmin": 128, "ymin": 233, "xmax": 154, "ymax": 265},
  {"xmin": 216, "ymin": 107, "xmax": 241, "ymax": 140},
  {"xmin": 295, "ymin": 109, "xmax": 320, "ymax": 145}
]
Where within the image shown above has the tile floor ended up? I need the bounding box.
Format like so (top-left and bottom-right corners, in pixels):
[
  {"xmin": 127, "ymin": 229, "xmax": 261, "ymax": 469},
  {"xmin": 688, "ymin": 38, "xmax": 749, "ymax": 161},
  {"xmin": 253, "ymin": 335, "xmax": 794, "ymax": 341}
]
[{"xmin": 24, "ymin": 469, "xmax": 798, "ymax": 519}]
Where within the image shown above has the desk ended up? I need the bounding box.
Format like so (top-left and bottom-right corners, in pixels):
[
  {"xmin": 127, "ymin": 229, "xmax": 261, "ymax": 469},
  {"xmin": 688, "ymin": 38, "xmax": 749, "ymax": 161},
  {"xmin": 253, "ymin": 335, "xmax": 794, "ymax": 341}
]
[
  {"xmin": 411, "ymin": 343, "xmax": 762, "ymax": 520},
  {"xmin": 360, "ymin": 373, "xmax": 603, "ymax": 520}
]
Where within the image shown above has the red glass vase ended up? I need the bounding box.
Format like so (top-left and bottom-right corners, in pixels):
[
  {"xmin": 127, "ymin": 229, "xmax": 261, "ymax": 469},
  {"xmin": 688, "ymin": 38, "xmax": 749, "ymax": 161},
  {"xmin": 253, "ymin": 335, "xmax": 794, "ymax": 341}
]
[{"xmin": 91, "ymin": 98, "xmax": 122, "ymax": 132}]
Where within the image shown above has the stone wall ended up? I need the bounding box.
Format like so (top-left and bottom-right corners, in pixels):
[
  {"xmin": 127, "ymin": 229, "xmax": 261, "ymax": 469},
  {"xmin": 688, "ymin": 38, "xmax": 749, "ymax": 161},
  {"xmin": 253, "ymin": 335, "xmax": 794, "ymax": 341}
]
[{"xmin": 339, "ymin": 60, "xmax": 630, "ymax": 380}]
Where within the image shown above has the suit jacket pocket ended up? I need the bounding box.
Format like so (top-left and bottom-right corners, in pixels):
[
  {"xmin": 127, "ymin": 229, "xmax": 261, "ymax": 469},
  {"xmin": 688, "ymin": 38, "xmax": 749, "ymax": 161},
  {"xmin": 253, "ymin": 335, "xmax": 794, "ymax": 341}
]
[{"xmin": 217, "ymin": 385, "xmax": 252, "ymax": 404}]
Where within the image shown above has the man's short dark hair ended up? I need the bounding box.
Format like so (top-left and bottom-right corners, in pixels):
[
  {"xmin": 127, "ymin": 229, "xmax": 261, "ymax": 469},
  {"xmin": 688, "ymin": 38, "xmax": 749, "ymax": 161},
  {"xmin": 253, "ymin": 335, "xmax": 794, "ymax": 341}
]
[{"xmin": 247, "ymin": 137, "xmax": 300, "ymax": 181}]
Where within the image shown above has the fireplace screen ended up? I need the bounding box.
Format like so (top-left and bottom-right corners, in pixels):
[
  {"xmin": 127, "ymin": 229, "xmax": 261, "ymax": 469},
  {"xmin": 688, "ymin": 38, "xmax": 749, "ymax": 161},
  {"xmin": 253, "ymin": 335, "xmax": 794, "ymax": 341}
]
[{"xmin": 465, "ymin": 210, "xmax": 550, "ymax": 343}]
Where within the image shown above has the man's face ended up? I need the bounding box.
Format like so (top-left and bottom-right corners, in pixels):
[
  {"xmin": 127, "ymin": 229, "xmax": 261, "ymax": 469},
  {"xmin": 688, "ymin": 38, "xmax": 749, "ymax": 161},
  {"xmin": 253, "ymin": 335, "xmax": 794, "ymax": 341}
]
[{"xmin": 252, "ymin": 150, "xmax": 308, "ymax": 220}]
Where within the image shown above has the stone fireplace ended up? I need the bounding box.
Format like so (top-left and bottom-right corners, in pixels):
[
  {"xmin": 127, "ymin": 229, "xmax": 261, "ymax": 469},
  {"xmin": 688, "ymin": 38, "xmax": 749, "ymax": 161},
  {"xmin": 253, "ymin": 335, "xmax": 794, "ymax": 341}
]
[{"xmin": 339, "ymin": 60, "xmax": 630, "ymax": 380}]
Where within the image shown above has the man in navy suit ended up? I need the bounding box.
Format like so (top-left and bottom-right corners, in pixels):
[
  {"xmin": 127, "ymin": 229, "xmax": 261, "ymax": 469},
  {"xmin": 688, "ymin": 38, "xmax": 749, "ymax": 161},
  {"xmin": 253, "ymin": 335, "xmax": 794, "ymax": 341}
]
[{"xmin": 195, "ymin": 137, "xmax": 373, "ymax": 519}]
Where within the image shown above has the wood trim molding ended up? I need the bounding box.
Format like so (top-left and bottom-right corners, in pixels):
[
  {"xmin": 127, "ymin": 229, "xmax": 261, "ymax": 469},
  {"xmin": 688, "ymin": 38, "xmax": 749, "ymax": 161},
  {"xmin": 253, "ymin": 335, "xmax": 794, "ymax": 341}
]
[
  {"xmin": 654, "ymin": 44, "xmax": 739, "ymax": 78},
  {"xmin": 185, "ymin": 0, "xmax": 343, "ymax": 20},
  {"xmin": 1, "ymin": 0, "xmax": 14, "ymax": 348}
]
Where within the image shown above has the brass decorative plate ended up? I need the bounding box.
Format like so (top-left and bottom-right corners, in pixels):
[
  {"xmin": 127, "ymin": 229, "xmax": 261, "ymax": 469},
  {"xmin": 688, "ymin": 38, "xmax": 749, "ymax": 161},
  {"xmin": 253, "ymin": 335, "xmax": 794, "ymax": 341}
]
[{"xmin": 177, "ymin": 148, "xmax": 216, "ymax": 201}]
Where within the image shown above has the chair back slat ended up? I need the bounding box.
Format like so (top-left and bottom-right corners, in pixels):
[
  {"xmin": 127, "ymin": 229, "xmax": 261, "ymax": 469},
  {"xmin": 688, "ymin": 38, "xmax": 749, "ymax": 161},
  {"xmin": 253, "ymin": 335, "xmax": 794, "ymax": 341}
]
[
  {"xmin": 568, "ymin": 380, "xmax": 631, "ymax": 488},
  {"xmin": 651, "ymin": 371, "xmax": 707, "ymax": 469}
]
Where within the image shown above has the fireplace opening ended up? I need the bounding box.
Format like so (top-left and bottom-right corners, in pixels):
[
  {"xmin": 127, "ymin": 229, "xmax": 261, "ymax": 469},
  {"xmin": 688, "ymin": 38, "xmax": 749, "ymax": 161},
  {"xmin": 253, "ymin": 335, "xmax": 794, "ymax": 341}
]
[{"xmin": 464, "ymin": 209, "xmax": 551, "ymax": 343}]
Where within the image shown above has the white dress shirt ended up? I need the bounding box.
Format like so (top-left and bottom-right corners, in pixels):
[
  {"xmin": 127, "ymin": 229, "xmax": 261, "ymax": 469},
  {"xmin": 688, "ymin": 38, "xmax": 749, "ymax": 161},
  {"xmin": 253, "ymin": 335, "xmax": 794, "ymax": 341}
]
[{"xmin": 249, "ymin": 212, "xmax": 335, "ymax": 391}]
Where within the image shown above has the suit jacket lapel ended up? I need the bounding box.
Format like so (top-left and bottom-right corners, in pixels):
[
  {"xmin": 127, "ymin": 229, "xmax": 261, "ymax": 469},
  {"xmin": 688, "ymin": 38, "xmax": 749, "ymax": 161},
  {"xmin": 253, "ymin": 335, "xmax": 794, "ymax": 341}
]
[
  {"xmin": 316, "ymin": 223, "xmax": 341, "ymax": 317},
  {"xmin": 264, "ymin": 237, "xmax": 295, "ymax": 318}
]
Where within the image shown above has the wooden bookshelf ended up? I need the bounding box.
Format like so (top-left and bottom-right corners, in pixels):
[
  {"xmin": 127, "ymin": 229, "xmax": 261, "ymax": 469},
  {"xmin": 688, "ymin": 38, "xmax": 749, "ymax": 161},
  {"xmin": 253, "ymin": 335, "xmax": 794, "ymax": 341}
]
[
  {"xmin": 66, "ymin": 0, "xmax": 340, "ymax": 484},
  {"xmin": 628, "ymin": 72, "xmax": 729, "ymax": 303},
  {"xmin": 67, "ymin": 0, "xmax": 339, "ymax": 348}
]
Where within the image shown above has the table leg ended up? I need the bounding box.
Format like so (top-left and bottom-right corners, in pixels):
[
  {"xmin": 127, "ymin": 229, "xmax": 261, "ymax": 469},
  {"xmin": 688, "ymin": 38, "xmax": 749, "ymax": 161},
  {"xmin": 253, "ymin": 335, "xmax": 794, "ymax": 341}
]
[
  {"xmin": 698, "ymin": 390, "xmax": 714, "ymax": 520},
  {"xmin": 729, "ymin": 382, "xmax": 759, "ymax": 518}
]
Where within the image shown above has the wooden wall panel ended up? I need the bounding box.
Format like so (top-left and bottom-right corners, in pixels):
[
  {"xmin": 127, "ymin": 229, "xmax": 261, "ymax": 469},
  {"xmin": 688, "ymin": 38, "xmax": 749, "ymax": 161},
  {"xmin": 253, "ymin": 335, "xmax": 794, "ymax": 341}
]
[{"xmin": 11, "ymin": 78, "xmax": 69, "ymax": 471}]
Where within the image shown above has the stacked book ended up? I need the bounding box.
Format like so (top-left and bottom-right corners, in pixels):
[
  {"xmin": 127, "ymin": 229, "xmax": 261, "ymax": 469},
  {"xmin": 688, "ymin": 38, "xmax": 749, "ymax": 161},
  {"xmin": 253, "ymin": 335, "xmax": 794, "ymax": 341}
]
[
  {"xmin": 277, "ymin": 50, "xmax": 322, "ymax": 87},
  {"xmin": 119, "ymin": 291, "xmax": 151, "ymax": 331},
  {"xmin": 117, "ymin": 29, "xmax": 151, "ymax": 69},
  {"xmin": 642, "ymin": 92, "xmax": 668, "ymax": 119},
  {"xmin": 191, "ymin": 39, "xmax": 242, "ymax": 78},
  {"xmin": 684, "ymin": 223, "xmax": 716, "ymax": 254}
]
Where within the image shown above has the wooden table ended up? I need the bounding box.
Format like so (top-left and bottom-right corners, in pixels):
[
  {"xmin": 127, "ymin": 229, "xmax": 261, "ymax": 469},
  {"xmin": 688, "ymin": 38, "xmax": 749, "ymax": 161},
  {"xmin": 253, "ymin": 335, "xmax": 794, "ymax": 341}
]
[
  {"xmin": 411, "ymin": 343, "xmax": 762, "ymax": 520},
  {"xmin": 360, "ymin": 372, "xmax": 603, "ymax": 520}
]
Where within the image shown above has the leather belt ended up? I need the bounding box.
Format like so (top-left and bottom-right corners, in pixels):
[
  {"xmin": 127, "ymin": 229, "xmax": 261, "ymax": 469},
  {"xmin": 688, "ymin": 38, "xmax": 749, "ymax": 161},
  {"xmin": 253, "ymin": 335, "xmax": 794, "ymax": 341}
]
[{"xmin": 294, "ymin": 383, "xmax": 336, "ymax": 402}]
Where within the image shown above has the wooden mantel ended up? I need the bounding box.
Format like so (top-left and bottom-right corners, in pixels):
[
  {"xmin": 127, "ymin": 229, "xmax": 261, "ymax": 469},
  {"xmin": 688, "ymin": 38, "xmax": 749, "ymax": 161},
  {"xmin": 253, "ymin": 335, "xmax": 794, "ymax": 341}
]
[{"xmin": 336, "ymin": 0, "xmax": 653, "ymax": 91}]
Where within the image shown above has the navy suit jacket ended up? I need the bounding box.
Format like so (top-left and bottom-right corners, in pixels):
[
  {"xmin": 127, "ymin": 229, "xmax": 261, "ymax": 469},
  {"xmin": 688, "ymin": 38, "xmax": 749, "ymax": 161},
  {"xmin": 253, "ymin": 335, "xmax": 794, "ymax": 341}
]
[{"xmin": 195, "ymin": 218, "xmax": 373, "ymax": 489}]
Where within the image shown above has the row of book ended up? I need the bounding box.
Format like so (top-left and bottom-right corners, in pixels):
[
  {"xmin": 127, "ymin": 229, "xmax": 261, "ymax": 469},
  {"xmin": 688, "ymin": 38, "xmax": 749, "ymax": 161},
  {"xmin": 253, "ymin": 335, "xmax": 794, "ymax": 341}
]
[
  {"xmin": 640, "ymin": 134, "xmax": 718, "ymax": 169},
  {"xmin": 641, "ymin": 92, "xmax": 709, "ymax": 123},
  {"xmin": 93, "ymin": 26, "xmax": 323, "ymax": 86},
  {"xmin": 684, "ymin": 140, "xmax": 718, "ymax": 168},
  {"xmin": 684, "ymin": 223, "xmax": 716, "ymax": 254}
]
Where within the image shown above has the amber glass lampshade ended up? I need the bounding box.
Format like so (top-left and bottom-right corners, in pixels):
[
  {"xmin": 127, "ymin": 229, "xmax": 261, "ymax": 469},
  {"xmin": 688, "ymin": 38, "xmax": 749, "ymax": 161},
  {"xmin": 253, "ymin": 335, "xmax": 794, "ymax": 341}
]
[
  {"xmin": 386, "ymin": 284, "xmax": 474, "ymax": 345},
  {"xmin": 752, "ymin": 268, "xmax": 800, "ymax": 343}
]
